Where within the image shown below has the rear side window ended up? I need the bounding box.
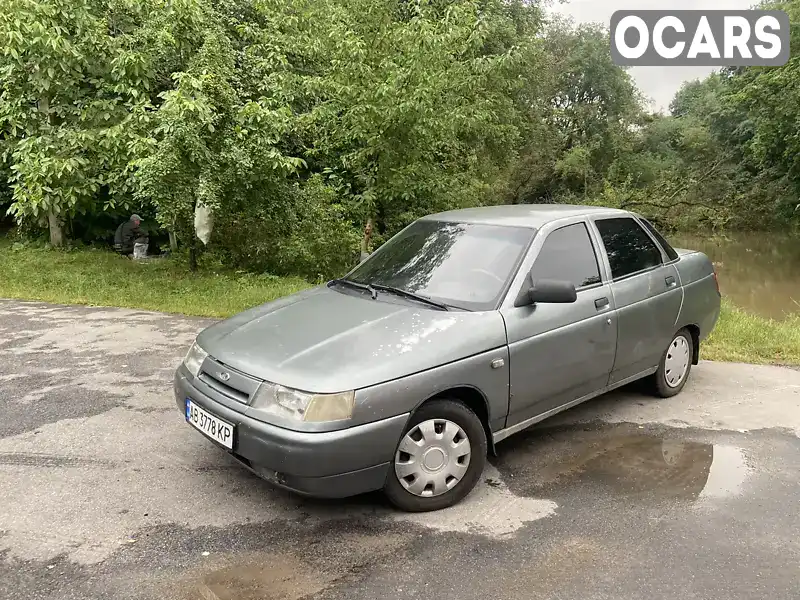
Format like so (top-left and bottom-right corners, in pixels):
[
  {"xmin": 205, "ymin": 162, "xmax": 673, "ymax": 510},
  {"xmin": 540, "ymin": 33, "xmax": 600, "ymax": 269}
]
[
  {"xmin": 596, "ymin": 217, "xmax": 663, "ymax": 279},
  {"xmin": 640, "ymin": 218, "xmax": 679, "ymax": 261},
  {"xmin": 530, "ymin": 223, "xmax": 601, "ymax": 289}
]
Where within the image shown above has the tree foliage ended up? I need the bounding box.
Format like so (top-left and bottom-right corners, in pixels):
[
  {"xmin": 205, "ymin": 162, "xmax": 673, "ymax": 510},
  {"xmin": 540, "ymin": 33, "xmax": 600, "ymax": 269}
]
[
  {"xmin": 0, "ymin": 0, "xmax": 176, "ymax": 241},
  {"xmin": 2, "ymin": 0, "xmax": 800, "ymax": 274}
]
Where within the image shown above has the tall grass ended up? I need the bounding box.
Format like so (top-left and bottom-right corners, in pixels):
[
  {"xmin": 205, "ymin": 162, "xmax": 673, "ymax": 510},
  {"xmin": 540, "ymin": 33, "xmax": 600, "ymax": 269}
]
[
  {"xmin": 704, "ymin": 299, "xmax": 800, "ymax": 365},
  {"xmin": 0, "ymin": 241, "xmax": 310, "ymax": 318}
]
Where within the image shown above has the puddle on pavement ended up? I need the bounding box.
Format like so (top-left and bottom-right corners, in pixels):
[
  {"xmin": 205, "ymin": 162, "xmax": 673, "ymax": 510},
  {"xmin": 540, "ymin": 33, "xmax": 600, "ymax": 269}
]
[
  {"xmin": 195, "ymin": 554, "xmax": 330, "ymax": 600},
  {"xmin": 166, "ymin": 530, "xmax": 413, "ymax": 600},
  {"xmin": 495, "ymin": 425, "xmax": 750, "ymax": 502},
  {"xmin": 156, "ymin": 427, "xmax": 749, "ymax": 599}
]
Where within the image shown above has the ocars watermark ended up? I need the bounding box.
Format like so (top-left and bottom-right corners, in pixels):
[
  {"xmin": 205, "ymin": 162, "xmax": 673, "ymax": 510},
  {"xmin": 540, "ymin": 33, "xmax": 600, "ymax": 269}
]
[{"xmin": 610, "ymin": 10, "xmax": 790, "ymax": 66}]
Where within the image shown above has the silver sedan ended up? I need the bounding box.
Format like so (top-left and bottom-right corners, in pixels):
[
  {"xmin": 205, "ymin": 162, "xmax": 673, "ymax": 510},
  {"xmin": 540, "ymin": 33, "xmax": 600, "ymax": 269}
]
[{"xmin": 174, "ymin": 205, "xmax": 721, "ymax": 511}]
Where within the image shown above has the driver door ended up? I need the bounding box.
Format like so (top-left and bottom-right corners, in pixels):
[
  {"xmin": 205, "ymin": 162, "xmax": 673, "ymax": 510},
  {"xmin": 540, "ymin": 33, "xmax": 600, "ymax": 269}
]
[{"xmin": 500, "ymin": 221, "xmax": 618, "ymax": 428}]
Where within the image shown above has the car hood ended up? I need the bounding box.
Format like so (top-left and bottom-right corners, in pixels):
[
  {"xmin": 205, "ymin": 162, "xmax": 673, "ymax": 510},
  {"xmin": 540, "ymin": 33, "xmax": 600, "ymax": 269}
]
[{"xmin": 197, "ymin": 286, "xmax": 507, "ymax": 393}]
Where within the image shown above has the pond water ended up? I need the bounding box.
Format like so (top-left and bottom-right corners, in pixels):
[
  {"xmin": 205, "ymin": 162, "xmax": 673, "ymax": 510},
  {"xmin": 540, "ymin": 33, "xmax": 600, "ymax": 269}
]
[{"xmin": 671, "ymin": 232, "xmax": 800, "ymax": 320}]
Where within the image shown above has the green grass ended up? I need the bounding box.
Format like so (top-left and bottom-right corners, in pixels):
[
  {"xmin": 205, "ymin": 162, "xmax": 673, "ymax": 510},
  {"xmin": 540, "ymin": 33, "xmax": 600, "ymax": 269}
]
[
  {"xmin": 703, "ymin": 299, "xmax": 800, "ymax": 366},
  {"xmin": 2, "ymin": 241, "xmax": 800, "ymax": 366},
  {"xmin": 0, "ymin": 240, "xmax": 310, "ymax": 318}
]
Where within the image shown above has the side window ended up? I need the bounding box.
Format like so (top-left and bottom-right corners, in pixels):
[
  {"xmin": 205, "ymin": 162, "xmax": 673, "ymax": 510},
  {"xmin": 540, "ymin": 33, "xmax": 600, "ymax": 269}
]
[
  {"xmin": 530, "ymin": 223, "xmax": 601, "ymax": 289},
  {"xmin": 640, "ymin": 218, "xmax": 680, "ymax": 262},
  {"xmin": 595, "ymin": 217, "xmax": 663, "ymax": 279}
]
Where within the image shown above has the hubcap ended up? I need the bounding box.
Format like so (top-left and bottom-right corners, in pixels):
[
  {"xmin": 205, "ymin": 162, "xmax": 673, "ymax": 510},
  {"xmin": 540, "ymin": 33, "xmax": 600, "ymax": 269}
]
[
  {"xmin": 394, "ymin": 418, "xmax": 471, "ymax": 497},
  {"xmin": 664, "ymin": 335, "xmax": 691, "ymax": 388}
]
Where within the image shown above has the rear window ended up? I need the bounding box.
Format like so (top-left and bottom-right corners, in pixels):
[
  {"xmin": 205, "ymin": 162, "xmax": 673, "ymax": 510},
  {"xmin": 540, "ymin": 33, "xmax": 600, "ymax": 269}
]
[
  {"xmin": 596, "ymin": 217, "xmax": 663, "ymax": 279},
  {"xmin": 640, "ymin": 219, "xmax": 679, "ymax": 262}
]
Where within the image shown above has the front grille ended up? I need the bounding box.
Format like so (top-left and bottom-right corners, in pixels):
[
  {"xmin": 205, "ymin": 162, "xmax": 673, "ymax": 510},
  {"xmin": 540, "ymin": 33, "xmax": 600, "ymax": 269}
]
[
  {"xmin": 197, "ymin": 358, "xmax": 262, "ymax": 404},
  {"xmin": 198, "ymin": 372, "xmax": 249, "ymax": 403}
]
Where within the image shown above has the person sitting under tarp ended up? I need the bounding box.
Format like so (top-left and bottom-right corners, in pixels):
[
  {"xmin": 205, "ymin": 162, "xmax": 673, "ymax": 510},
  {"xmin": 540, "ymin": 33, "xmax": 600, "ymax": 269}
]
[{"xmin": 114, "ymin": 214, "xmax": 148, "ymax": 256}]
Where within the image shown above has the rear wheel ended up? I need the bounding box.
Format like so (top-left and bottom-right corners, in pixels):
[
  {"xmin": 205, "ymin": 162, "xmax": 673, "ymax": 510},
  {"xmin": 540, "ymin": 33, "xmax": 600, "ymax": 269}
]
[
  {"xmin": 384, "ymin": 399, "xmax": 487, "ymax": 512},
  {"xmin": 650, "ymin": 328, "xmax": 694, "ymax": 398}
]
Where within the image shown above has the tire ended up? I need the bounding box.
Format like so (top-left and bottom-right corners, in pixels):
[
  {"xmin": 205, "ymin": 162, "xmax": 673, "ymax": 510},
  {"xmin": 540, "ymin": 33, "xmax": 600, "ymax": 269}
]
[
  {"xmin": 384, "ymin": 399, "xmax": 487, "ymax": 512},
  {"xmin": 650, "ymin": 328, "xmax": 694, "ymax": 398}
]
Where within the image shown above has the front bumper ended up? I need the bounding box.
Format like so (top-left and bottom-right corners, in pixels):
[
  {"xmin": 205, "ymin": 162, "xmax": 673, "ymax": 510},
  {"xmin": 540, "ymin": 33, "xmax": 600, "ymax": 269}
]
[{"xmin": 174, "ymin": 368, "xmax": 409, "ymax": 498}]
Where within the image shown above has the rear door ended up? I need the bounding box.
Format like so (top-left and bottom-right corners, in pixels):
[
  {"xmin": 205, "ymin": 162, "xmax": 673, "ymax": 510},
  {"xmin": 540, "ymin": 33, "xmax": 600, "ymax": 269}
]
[
  {"xmin": 501, "ymin": 220, "xmax": 617, "ymax": 427},
  {"xmin": 591, "ymin": 216, "xmax": 683, "ymax": 385}
]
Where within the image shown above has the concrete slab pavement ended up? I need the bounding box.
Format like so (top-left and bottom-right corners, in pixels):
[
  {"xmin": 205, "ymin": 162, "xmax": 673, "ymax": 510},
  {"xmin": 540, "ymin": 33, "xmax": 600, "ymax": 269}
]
[{"xmin": 0, "ymin": 300, "xmax": 797, "ymax": 600}]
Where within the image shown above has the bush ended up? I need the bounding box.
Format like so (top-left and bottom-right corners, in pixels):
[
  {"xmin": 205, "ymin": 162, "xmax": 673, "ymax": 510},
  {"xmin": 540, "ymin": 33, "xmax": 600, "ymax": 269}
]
[
  {"xmin": 273, "ymin": 183, "xmax": 362, "ymax": 280},
  {"xmin": 208, "ymin": 176, "xmax": 361, "ymax": 280}
]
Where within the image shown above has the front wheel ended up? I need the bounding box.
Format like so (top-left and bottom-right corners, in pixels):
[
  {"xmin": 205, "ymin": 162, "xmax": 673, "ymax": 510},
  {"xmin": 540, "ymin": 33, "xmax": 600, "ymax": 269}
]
[
  {"xmin": 384, "ymin": 399, "xmax": 487, "ymax": 512},
  {"xmin": 650, "ymin": 328, "xmax": 694, "ymax": 398}
]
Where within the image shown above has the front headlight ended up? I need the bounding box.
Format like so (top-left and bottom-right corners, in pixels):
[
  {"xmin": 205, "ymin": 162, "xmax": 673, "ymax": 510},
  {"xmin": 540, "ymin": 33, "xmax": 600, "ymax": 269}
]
[
  {"xmin": 183, "ymin": 341, "xmax": 208, "ymax": 378},
  {"xmin": 251, "ymin": 382, "xmax": 355, "ymax": 423}
]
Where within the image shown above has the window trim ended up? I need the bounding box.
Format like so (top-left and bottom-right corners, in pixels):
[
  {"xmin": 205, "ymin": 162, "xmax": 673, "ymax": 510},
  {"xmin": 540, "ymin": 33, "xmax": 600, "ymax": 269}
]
[
  {"xmin": 591, "ymin": 216, "xmax": 665, "ymax": 283},
  {"xmin": 530, "ymin": 221, "xmax": 604, "ymax": 293},
  {"xmin": 633, "ymin": 214, "xmax": 680, "ymax": 265},
  {"xmin": 500, "ymin": 215, "xmax": 617, "ymax": 310},
  {"xmin": 605, "ymin": 262, "xmax": 662, "ymax": 284},
  {"xmin": 489, "ymin": 224, "xmax": 538, "ymax": 310}
]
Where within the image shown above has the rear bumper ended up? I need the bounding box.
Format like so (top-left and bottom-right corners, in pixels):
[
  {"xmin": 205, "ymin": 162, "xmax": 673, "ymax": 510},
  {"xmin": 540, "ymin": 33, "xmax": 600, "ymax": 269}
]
[{"xmin": 174, "ymin": 367, "xmax": 408, "ymax": 498}]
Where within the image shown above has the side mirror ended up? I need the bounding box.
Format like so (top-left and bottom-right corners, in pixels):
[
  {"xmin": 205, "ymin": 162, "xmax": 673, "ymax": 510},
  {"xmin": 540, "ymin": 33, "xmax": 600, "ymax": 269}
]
[{"xmin": 527, "ymin": 279, "xmax": 577, "ymax": 305}]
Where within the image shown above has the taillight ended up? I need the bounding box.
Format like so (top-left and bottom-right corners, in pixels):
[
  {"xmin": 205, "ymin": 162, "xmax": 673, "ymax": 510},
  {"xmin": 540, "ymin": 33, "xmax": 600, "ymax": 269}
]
[{"xmin": 712, "ymin": 271, "xmax": 720, "ymax": 295}]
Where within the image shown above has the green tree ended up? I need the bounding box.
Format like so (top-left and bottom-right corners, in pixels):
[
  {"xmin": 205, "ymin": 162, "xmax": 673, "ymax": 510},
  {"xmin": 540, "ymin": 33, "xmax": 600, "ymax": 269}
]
[
  {"xmin": 730, "ymin": 0, "xmax": 800, "ymax": 223},
  {"xmin": 504, "ymin": 19, "xmax": 643, "ymax": 205},
  {"xmin": 0, "ymin": 0, "xmax": 154, "ymax": 244},
  {"xmin": 304, "ymin": 0, "xmax": 534, "ymax": 249}
]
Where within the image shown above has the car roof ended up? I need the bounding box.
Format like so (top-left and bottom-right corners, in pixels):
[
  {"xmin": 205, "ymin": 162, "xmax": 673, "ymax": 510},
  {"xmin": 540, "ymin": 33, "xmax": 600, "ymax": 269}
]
[{"xmin": 420, "ymin": 204, "xmax": 629, "ymax": 229}]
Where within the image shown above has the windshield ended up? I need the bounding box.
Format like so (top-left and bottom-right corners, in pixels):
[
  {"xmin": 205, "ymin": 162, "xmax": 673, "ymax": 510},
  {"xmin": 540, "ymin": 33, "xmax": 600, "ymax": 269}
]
[{"xmin": 345, "ymin": 220, "xmax": 535, "ymax": 311}]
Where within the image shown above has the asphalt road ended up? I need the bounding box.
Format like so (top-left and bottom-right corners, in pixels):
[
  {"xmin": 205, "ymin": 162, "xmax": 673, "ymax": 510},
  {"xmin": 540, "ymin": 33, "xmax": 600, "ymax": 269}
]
[{"xmin": 0, "ymin": 299, "xmax": 798, "ymax": 600}]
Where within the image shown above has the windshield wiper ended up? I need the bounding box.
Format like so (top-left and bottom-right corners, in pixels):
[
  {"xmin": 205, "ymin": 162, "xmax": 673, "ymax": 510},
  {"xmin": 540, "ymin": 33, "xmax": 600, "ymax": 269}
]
[
  {"xmin": 329, "ymin": 278, "xmax": 378, "ymax": 299},
  {"xmin": 370, "ymin": 284, "xmax": 450, "ymax": 311}
]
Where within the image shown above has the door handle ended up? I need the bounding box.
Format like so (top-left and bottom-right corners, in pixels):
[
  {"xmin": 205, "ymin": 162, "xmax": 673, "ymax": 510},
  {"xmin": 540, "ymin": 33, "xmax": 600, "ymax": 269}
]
[
  {"xmin": 595, "ymin": 297, "xmax": 610, "ymax": 310},
  {"xmin": 665, "ymin": 276, "xmax": 676, "ymax": 287}
]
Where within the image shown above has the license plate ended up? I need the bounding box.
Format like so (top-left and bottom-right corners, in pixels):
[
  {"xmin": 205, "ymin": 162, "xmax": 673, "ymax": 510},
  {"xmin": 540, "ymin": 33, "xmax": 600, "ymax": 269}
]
[{"xmin": 185, "ymin": 399, "xmax": 234, "ymax": 450}]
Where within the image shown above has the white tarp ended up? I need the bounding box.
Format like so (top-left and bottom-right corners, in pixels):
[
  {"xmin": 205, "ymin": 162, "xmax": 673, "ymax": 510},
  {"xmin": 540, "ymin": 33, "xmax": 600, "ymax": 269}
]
[{"xmin": 194, "ymin": 201, "xmax": 213, "ymax": 245}]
